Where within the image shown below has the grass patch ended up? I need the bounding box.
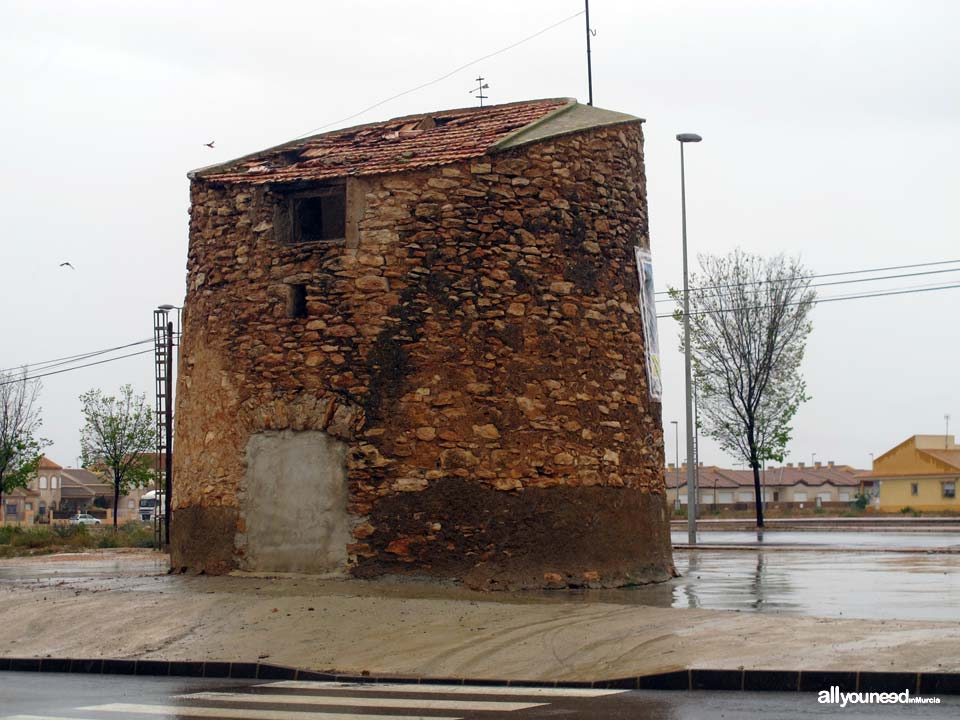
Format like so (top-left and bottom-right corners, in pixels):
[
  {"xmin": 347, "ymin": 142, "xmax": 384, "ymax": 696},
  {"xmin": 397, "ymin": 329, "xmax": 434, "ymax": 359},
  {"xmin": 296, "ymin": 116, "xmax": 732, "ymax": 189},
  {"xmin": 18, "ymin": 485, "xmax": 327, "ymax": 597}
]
[{"xmin": 0, "ymin": 522, "xmax": 157, "ymax": 556}]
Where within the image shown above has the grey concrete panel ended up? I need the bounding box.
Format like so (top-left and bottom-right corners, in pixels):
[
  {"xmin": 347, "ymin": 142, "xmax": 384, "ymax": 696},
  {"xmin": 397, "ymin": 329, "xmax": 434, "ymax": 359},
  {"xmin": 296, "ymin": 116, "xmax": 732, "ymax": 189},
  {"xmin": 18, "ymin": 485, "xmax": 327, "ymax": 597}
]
[
  {"xmin": 492, "ymin": 103, "xmax": 642, "ymax": 151},
  {"xmin": 240, "ymin": 430, "xmax": 349, "ymax": 574}
]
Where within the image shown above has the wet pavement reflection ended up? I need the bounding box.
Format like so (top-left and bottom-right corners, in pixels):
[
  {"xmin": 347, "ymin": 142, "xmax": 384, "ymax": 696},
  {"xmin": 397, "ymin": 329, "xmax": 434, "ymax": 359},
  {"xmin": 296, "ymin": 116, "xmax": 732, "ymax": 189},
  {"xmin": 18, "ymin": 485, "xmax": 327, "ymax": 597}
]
[
  {"xmin": 671, "ymin": 529, "xmax": 960, "ymax": 548},
  {"xmin": 570, "ymin": 549, "xmax": 960, "ymax": 621},
  {"xmin": 0, "ymin": 556, "xmax": 168, "ymax": 582}
]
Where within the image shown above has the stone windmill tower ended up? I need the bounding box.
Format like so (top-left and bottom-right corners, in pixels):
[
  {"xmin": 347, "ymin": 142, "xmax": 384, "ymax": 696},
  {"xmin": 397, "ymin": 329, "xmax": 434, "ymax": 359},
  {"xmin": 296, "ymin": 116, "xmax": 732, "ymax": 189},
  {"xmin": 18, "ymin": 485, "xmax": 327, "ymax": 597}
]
[{"xmin": 172, "ymin": 98, "xmax": 674, "ymax": 589}]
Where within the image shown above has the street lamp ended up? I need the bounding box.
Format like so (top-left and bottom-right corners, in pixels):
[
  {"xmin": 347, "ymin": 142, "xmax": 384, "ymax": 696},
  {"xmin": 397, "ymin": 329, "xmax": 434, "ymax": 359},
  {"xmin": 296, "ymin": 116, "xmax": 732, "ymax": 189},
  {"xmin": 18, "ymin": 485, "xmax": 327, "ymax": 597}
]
[
  {"xmin": 677, "ymin": 132, "xmax": 702, "ymax": 545},
  {"xmin": 671, "ymin": 420, "xmax": 680, "ymax": 510}
]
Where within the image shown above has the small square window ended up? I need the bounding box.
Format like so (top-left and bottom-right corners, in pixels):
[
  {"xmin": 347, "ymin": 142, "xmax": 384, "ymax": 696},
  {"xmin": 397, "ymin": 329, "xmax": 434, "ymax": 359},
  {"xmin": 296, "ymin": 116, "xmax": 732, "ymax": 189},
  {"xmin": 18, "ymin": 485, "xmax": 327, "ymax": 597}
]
[
  {"xmin": 293, "ymin": 191, "xmax": 345, "ymax": 243},
  {"xmin": 286, "ymin": 283, "xmax": 307, "ymax": 319},
  {"xmin": 943, "ymin": 481, "xmax": 956, "ymax": 499}
]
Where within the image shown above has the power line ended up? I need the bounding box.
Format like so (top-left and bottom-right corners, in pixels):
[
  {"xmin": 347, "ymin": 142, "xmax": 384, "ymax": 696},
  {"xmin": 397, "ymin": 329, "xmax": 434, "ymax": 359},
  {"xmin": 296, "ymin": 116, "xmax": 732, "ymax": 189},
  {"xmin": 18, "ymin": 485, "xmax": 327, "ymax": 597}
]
[
  {"xmin": 654, "ymin": 257, "xmax": 960, "ymax": 298},
  {"xmin": 654, "ymin": 264, "xmax": 960, "ymax": 305},
  {"xmin": 292, "ymin": 9, "xmax": 586, "ymax": 140},
  {"xmin": 0, "ymin": 349, "xmax": 155, "ymax": 386},
  {"xmin": 0, "ymin": 339, "xmax": 154, "ymax": 374},
  {"xmin": 657, "ymin": 280, "xmax": 960, "ymax": 319}
]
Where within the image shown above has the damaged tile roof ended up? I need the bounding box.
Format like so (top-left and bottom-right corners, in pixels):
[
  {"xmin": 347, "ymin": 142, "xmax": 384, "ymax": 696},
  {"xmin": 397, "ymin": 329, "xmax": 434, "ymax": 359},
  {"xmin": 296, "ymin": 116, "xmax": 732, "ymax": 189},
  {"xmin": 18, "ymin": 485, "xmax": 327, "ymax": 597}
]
[
  {"xmin": 192, "ymin": 98, "xmax": 638, "ymax": 185},
  {"xmin": 665, "ymin": 464, "xmax": 865, "ymax": 489}
]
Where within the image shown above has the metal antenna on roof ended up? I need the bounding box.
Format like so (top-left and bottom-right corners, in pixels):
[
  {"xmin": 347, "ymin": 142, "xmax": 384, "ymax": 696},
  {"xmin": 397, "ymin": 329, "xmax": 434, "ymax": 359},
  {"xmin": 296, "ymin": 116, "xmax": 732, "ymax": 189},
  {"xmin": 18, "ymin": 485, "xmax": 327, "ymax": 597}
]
[
  {"xmin": 470, "ymin": 76, "xmax": 489, "ymax": 107},
  {"xmin": 585, "ymin": 0, "xmax": 595, "ymax": 105}
]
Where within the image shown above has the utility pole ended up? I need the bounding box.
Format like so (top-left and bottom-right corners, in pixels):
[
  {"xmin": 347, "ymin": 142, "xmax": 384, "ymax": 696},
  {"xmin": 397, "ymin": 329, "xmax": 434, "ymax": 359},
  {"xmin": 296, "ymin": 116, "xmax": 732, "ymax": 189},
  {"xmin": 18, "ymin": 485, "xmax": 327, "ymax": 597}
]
[
  {"xmin": 164, "ymin": 320, "xmax": 173, "ymax": 546},
  {"xmin": 671, "ymin": 420, "xmax": 679, "ymax": 509},
  {"xmin": 677, "ymin": 132, "xmax": 702, "ymax": 544},
  {"xmin": 947, "ymin": 414, "xmax": 952, "ymax": 448},
  {"xmin": 585, "ymin": 0, "xmax": 594, "ymax": 105}
]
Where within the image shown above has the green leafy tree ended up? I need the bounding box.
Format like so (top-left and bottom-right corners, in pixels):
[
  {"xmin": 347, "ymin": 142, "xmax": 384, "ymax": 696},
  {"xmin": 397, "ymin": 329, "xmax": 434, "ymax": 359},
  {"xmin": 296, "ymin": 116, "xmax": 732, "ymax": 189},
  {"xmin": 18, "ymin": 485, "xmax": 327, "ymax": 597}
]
[
  {"xmin": 79, "ymin": 385, "xmax": 155, "ymax": 529},
  {"xmin": 0, "ymin": 368, "xmax": 46, "ymax": 522},
  {"xmin": 673, "ymin": 250, "xmax": 815, "ymax": 527}
]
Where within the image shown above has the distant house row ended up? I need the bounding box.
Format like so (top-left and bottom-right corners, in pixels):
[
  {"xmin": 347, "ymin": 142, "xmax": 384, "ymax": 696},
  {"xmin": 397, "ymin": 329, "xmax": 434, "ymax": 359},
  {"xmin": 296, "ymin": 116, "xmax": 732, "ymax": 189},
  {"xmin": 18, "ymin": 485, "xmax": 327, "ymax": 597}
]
[
  {"xmin": 1, "ymin": 456, "xmax": 157, "ymax": 525},
  {"xmin": 667, "ymin": 435, "xmax": 960, "ymax": 512},
  {"xmin": 666, "ymin": 460, "xmax": 863, "ymax": 509}
]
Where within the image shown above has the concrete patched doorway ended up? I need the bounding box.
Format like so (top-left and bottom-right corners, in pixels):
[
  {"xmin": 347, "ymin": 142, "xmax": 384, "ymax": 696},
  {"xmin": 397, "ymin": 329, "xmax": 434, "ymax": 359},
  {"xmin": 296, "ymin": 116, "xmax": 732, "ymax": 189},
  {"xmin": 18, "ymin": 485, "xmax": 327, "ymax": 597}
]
[{"xmin": 239, "ymin": 430, "xmax": 349, "ymax": 573}]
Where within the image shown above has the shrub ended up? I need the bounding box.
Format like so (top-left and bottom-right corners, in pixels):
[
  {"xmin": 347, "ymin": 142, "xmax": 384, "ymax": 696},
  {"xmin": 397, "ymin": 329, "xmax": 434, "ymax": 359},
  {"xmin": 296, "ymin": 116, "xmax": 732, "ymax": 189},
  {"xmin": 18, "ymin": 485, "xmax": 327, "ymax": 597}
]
[
  {"xmin": 51, "ymin": 524, "xmax": 84, "ymax": 540},
  {"xmin": 0, "ymin": 526, "xmax": 18, "ymax": 545},
  {"xmin": 10, "ymin": 527, "xmax": 55, "ymax": 549},
  {"xmin": 117, "ymin": 522, "xmax": 155, "ymax": 548},
  {"xmin": 97, "ymin": 532, "xmax": 120, "ymax": 549}
]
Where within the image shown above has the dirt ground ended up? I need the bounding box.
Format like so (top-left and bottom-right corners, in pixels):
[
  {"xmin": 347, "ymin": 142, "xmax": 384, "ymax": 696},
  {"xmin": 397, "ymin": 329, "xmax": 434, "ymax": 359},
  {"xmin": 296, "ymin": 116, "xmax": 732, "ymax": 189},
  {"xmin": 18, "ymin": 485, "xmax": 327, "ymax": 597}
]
[{"xmin": 2, "ymin": 549, "xmax": 959, "ymax": 681}]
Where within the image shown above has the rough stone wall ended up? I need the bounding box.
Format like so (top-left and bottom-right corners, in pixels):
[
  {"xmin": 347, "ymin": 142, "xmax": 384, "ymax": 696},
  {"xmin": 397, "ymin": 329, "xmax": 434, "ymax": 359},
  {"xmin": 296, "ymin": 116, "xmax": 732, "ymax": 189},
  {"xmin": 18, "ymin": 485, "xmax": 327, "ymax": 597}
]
[{"xmin": 172, "ymin": 122, "xmax": 674, "ymax": 588}]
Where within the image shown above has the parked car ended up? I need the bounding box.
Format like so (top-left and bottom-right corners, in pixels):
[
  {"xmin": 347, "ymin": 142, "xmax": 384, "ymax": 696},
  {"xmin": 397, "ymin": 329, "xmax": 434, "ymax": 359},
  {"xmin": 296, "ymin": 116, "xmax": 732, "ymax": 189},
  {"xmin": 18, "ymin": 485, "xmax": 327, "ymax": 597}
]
[{"xmin": 69, "ymin": 513, "xmax": 101, "ymax": 526}]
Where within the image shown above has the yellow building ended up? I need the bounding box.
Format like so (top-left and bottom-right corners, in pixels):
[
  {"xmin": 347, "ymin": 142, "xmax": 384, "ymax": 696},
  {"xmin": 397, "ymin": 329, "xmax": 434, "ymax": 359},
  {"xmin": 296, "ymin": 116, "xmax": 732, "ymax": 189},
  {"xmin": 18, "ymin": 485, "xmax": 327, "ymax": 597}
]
[{"xmin": 863, "ymin": 435, "xmax": 960, "ymax": 512}]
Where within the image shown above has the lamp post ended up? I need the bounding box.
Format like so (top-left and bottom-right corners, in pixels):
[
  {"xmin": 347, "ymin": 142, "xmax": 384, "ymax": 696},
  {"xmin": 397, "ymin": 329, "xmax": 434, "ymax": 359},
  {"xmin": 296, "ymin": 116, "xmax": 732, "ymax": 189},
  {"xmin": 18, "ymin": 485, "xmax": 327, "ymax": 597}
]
[
  {"xmin": 671, "ymin": 420, "xmax": 680, "ymax": 509},
  {"xmin": 677, "ymin": 132, "xmax": 702, "ymax": 545}
]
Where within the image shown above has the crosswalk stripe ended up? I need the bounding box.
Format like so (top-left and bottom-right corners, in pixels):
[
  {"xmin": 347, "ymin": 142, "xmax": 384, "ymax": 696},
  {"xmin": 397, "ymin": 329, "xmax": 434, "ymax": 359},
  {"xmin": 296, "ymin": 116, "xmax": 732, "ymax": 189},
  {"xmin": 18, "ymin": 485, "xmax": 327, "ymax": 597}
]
[
  {"xmin": 178, "ymin": 691, "xmax": 545, "ymax": 712},
  {"xmin": 81, "ymin": 704, "xmax": 460, "ymax": 720},
  {"xmin": 3, "ymin": 716, "xmax": 96, "ymax": 720},
  {"xmin": 259, "ymin": 680, "xmax": 629, "ymax": 698}
]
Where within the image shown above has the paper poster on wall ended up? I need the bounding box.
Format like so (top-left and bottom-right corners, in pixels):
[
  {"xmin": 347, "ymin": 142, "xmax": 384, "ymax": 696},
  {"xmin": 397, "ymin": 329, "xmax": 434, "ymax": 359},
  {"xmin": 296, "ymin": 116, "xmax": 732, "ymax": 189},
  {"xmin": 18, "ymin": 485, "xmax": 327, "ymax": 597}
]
[{"xmin": 635, "ymin": 246, "xmax": 662, "ymax": 401}]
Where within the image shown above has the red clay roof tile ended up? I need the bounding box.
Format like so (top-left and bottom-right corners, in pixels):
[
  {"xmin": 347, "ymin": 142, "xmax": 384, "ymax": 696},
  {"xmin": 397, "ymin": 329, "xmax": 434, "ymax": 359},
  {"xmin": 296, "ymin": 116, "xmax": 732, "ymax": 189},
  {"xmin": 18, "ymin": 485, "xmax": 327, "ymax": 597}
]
[{"xmin": 196, "ymin": 98, "xmax": 573, "ymax": 185}]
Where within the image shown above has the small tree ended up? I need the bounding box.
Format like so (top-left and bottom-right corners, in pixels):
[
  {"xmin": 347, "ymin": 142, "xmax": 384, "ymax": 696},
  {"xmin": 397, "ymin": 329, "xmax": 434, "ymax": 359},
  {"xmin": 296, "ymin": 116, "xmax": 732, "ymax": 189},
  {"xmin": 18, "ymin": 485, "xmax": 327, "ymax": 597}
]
[
  {"xmin": 79, "ymin": 385, "xmax": 155, "ymax": 528},
  {"xmin": 0, "ymin": 368, "xmax": 46, "ymax": 522},
  {"xmin": 674, "ymin": 250, "xmax": 815, "ymax": 527}
]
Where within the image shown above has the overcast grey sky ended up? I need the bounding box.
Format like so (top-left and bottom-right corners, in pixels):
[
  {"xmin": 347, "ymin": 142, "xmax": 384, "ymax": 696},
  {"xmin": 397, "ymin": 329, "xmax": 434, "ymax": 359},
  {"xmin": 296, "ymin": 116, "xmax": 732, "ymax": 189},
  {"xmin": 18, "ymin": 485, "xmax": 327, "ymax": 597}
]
[{"xmin": 2, "ymin": 0, "xmax": 957, "ymax": 471}]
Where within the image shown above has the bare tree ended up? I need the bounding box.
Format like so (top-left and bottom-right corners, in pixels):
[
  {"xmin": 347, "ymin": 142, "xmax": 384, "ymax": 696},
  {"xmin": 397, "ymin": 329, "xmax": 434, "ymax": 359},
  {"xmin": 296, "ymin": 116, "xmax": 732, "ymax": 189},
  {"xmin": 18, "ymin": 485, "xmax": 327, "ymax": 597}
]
[
  {"xmin": 674, "ymin": 250, "xmax": 815, "ymax": 527},
  {"xmin": 0, "ymin": 368, "xmax": 45, "ymax": 522},
  {"xmin": 79, "ymin": 385, "xmax": 155, "ymax": 528}
]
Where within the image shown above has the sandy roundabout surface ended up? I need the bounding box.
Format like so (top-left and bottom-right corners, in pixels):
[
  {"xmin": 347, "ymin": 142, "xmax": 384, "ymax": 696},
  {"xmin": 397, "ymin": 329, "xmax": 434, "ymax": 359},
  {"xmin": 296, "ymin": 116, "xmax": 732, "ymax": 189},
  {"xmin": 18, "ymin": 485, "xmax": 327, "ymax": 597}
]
[{"xmin": 2, "ymin": 549, "xmax": 959, "ymax": 681}]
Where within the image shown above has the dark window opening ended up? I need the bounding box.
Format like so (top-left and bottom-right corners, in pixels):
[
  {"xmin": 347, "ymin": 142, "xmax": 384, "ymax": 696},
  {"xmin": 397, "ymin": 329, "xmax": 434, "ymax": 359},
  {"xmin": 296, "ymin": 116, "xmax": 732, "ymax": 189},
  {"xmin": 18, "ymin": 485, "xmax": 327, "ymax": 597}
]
[
  {"xmin": 911, "ymin": 482, "xmax": 919, "ymax": 496},
  {"xmin": 294, "ymin": 191, "xmax": 345, "ymax": 243},
  {"xmin": 287, "ymin": 283, "xmax": 307, "ymax": 318}
]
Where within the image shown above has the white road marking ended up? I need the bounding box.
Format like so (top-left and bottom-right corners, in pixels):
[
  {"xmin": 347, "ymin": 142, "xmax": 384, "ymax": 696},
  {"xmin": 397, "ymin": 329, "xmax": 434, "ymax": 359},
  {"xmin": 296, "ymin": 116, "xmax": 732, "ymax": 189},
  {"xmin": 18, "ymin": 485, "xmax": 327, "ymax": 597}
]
[
  {"xmin": 3, "ymin": 716, "xmax": 99, "ymax": 720},
  {"xmin": 178, "ymin": 691, "xmax": 544, "ymax": 712},
  {"xmin": 81, "ymin": 704, "xmax": 460, "ymax": 720},
  {"xmin": 259, "ymin": 680, "xmax": 628, "ymax": 698}
]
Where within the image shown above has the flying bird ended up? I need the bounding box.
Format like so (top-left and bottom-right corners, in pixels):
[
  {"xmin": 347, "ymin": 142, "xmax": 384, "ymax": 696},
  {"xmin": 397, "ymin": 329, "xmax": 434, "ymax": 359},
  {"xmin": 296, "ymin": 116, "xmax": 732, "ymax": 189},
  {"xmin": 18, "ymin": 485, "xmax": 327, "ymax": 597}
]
[
  {"xmin": 204, "ymin": 140, "xmax": 215, "ymax": 148},
  {"xmin": 59, "ymin": 262, "xmax": 75, "ymax": 270}
]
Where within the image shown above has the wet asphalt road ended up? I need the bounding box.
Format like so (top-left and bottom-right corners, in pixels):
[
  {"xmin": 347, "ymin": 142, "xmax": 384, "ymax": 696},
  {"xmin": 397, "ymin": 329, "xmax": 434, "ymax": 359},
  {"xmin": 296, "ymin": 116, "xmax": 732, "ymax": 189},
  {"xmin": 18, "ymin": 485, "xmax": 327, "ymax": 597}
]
[{"xmin": 3, "ymin": 672, "xmax": 959, "ymax": 719}]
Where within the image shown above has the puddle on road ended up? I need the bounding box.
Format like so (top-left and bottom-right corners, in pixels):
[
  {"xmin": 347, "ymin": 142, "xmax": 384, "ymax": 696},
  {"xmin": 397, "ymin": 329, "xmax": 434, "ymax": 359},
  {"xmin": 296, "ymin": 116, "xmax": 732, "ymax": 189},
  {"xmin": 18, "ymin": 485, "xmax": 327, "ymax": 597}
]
[
  {"xmin": 0, "ymin": 554, "xmax": 168, "ymax": 583},
  {"xmin": 671, "ymin": 530, "xmax": 960, "ymax": 548},
  {"xmin": 565, "ymin": 550, "xmax": 960, "ymax": 622}
]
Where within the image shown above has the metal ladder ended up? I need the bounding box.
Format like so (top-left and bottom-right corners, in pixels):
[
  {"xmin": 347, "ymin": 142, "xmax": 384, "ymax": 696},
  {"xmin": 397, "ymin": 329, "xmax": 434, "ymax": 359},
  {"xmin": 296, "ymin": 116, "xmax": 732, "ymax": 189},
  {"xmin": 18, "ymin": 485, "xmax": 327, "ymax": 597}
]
[{"xmin": 152, "ymin": 310, "xmax": 169, "ymax": 549}]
